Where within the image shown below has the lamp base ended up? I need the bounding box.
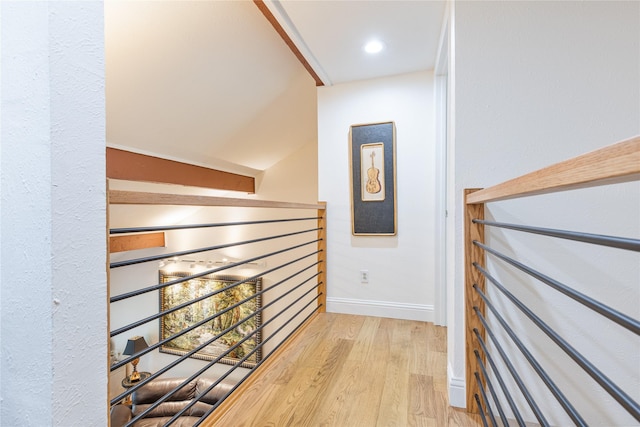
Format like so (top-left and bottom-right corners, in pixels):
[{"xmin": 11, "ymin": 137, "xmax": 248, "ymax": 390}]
[{"xmin": 128, "ymin": 357, "xmax": 141, "ymax": 382}]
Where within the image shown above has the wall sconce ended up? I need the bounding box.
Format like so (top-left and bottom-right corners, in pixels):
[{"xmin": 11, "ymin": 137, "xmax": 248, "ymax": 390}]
[{"xmin": 123, "ymin": 336, "xmax": 148, "ymax": 382}]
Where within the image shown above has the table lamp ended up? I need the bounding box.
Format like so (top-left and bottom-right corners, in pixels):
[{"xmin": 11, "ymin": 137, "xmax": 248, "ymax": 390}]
[{"xmin": 123, "ymin": 336, "xmax": 148, "ymax": 382}]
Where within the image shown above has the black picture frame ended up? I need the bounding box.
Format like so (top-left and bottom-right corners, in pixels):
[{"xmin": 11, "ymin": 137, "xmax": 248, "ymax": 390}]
[{"xmin": 349, "ymin": 121, "xmax": 397, "ymax": 235}]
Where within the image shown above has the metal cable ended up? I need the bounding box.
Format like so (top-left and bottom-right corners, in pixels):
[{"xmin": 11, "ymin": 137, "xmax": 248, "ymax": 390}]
[
  {"xmin": 475, "ymin": 350, "xmax": 509, "ymax": 427},
  {"xmin": 111, "ymin": 239, "xmax": 320, "ymax": 302},
  {"xmin": 474, "ymin": 241, "xmax": 640, "ymax": 335},
  {"xmin": 475, "ymin": 309, "xmax": 549, "ymax": 426},
  {"xmin": 473, "ymin": 281, "xmax": 587, "ymax": 426},
  {"xmin": 474, "ymin": 330, "xmax": 526, "ymax": 426},
  {"xmin": 110, "ymin": 227, "xmax": 320, "ymax": 269},
  {"xmin": 161, "ymin": 291, "xmax": 321, "ymax": 426},
  {"xmin": 110, "ymin": 216, "xmax": 321, "ymax": 234},
  {"xmin": 475, "ymin": 394, "xmax": 490, "ymax": 427},
  {"xmin": 473, "ymin": 219, "xmax": 640, "ymax": 252},
  {"xmin": 110, "ymin": 249, "xmax": 319, "ymax": 337},
  {"xmin": 475, "ymin": 371, "xmax": 498, "ymax": 427},
  {"xmin": 110, "ymin": 261, "xmax": 320, "ymax": 371},
  {"xmin": 110, "ymin": 273, "xmax": 320, "ymax": 406},
  {"xmin": 474, "ymin": 262, "xmax": 640, "ymax": 422},
  {"xmin": 192, "ymin": 301, "xmax": 322, "ymax": 426}
]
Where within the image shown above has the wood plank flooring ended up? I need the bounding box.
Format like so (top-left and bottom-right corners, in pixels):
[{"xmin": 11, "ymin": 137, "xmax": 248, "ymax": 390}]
[{"xmin": 205, "ymin": 313, "xmax": 482, "ymax": 427}]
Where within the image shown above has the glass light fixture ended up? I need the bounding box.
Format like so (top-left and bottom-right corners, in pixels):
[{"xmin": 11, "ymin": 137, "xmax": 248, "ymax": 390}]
[{"xmin": 364, "ymin": 39, "xmax": 384, "ymax": 54}]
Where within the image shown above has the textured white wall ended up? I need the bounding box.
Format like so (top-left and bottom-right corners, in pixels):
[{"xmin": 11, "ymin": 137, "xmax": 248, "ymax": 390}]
[
  {"xmin": 1, "ymin": 3, "xmax": 53, "ymax": 424},
  {"xmin": 318, "ymin": 71, "xmax": 437, "ymax": 321},
  {"xmin": 448, "ymin": 1, "xmax": 639, "ymax": 424},
  {"xmin": 1, "ymin": 1, "xmax": 106, "ymax": 425}
]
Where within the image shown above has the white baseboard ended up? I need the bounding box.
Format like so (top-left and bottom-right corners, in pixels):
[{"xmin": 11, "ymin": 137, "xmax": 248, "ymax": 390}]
[
  {"xmin": 448, "ymin": 363, "xmax": 466, "ymax": 408},
  {"xmin": 326, "ymin": 297, "xmax": 434, "ymax": 322}
]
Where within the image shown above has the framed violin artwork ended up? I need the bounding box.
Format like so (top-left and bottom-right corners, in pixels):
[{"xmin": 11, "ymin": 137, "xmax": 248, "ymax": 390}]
[
  {"xmin": 349, "ymin": 121, "xmax": 397, "ymax": 235},
  {"xmin": 361, "ymin": 143, "xmax": 385, "ymax": 202}
]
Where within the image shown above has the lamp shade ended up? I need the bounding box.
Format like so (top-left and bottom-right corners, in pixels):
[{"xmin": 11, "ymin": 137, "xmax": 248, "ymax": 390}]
[{"xmin": 123, "ymin": 336, "xmax": 148, "ymax": 356}]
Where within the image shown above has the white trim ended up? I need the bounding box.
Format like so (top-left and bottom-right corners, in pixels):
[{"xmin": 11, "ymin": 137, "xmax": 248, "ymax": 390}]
[
  {"xmin": 326, "ymin": 297, "xmax": 433, "ymax": 322},
  {"xmin": 448, "ymin": 363, "xmax": 466, "ymax": 408},
  {"xmin": 263, "ymin": 0, "xmax": 333, "ymax": 86},
  {"xmin": 433, "ymin": 74, "xmax": 447, "ymax": 327},
  {"xmin": 435, "ymin": 2, "xmax": 450, "ymax": 77},
  {"xmin": 433, "ymin": 5, "xmax": 451, "ymax": 327}
]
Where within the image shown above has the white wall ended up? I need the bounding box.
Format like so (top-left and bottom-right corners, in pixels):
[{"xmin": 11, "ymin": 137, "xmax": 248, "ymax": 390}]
[
  {"xmin": 0, "ymin": 1, "xmax": 106, "ymax": 425},
  {"xmin": 318, "ymin": 71, "xmax": 437, "ymax": 321},
  {"xmin": 448, "ymin": 1, "xmax": 640, "ymax": 424},
  {"xmin": 255, "ymin": 140, "xmax": 318, "ymax": 204}
]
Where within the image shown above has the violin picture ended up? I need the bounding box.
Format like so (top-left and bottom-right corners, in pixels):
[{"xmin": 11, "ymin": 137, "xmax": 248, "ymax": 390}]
[{"xmin": 365, "ymin": 150, "xmax": 382, "ymax": 194}]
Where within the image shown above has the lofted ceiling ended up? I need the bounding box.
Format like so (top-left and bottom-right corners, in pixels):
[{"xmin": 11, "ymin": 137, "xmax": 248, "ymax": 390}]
[{"xmin": 105, "ymin": 0, "xmax": 445, "ymax": 177}]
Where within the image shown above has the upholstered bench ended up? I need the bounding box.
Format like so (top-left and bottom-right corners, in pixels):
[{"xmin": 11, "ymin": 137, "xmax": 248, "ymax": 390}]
[{"xmin": 110, "ymin": 377, "xmax": 234, "ymax": 427}]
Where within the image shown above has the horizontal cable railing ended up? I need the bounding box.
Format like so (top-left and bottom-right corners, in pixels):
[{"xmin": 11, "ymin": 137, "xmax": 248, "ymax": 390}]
[
  {"xmin": 465, "ymin": 136, "xmax": 640, "ymax": 426},
  {"xmin": 472, "ymin": 219, "xmax": 640, "ymax": 252},
  {"xmin": 473, "ymin": 282, "xmax": 586, "ymax": 426},
  {"xmin": 107, "ymin": 190, "xmax": 326, "ymax": 427},
  {"xmin": 474, "ymin": 241, "xmax": 640, "ymax": 336}
]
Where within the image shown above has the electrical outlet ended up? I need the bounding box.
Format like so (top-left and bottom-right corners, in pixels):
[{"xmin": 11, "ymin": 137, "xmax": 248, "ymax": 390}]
[{"xmin": 360, "ymin": 270, "xmax": 369, "ymax": 284}]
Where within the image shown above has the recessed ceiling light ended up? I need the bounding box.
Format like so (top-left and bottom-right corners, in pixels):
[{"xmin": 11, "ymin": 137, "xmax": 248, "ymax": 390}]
[{"xmin": 364, "ymin": 40, "xmax": 384, "ymax": 54}]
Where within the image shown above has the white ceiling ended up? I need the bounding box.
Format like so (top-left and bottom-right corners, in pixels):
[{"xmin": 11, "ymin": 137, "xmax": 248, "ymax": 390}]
[
  {"xmin": 105, "ymin": 1, "xmax": 445, "ymax": 177},
  {"xmin": 271, "ymin": 0, "xmax": 446, "ymax": 85}
]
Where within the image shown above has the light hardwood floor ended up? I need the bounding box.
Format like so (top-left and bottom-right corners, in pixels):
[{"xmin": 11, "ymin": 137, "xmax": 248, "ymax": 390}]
[{"xmin": 205, "ymin": 313, "xmax": 482, "ymax": 427}]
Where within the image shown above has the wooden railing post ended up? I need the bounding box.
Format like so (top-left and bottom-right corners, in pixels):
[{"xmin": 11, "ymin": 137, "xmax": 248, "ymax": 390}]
[
  {"xmin": 465, "ymin": 189, "xmax": 486, "ymax": 413},
  {"xmin": 317, "ymin": 202, "xmax": 327, "ymax": 313}
]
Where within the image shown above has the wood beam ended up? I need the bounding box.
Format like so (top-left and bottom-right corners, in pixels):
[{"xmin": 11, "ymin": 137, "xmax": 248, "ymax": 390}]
[
  {"xmin": 106, "ymin": 148, "xmax": 255, "ymax": 193},
  {"xmin": 253, "ymin": 0, "xmax": 325, "ymax": 87},
  {"xmin": 109, "ymin": 232, "xmax": 166, "ymax": 254}
]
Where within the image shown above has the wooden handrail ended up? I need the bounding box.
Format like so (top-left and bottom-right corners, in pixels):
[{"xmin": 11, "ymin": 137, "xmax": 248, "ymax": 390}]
[
  {"xmin": 466, "ymin": 136, "xmax": 640, "ymax": 205},
  {"xmin": 463, "ymin": 135, "xmax": 639, "ymax": 417},
  {"xmin": 108, "ymin": 190, "xmax": 326, "ymax": 210}
]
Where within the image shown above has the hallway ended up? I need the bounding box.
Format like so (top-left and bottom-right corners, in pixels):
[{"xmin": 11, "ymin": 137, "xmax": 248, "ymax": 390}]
[{"xmin": 206, "ymin": 313, "xmax": 482, "ymax": 426}]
